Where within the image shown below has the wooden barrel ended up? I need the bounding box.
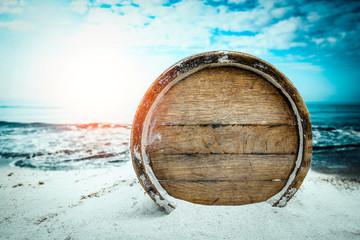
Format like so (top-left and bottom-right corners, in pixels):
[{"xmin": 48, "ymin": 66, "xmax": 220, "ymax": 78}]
[{"xmin": 131, "ymin": 51, "xmax": 312, "ymax": 213}]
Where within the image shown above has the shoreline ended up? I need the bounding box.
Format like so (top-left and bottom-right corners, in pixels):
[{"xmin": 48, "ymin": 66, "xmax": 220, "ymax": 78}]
[
  {"xmin": 311, "ymin": 167, "xmax": 360, "ymax": 180},
  {"xmin": 1, "ymin": 163, "xmax": 360, "ymax": 239}
]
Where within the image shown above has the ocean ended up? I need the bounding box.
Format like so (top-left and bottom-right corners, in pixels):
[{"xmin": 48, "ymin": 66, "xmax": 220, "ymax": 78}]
[
  {"xmin": 308, "ymin": 103, "xmax": 360, "ymax": 177},
  {"xmin": 0, "ymin": 103, "xmax": 359, "ymax": 177}
]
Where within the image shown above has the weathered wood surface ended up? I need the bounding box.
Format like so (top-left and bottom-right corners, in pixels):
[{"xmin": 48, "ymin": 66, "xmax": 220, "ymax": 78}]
[
  {"xmin": 131, "ymin": 51, "xmax": 312, "ymax": 211},
  {"xmin": 144, "ymin": 66, "xmax": 299, "ymax": 205},
  {"xmin": 159, "ymin": 180, "xmax": 286, "ymax": 205},
  {"xmin": 150, "ymin": 153, "xmax": 296, "ymax": 181},
  {"xmin": 152, "ymin": 67, "xmax": 296, "ymax": 125},
  {"xmin": 147, "ymin": 125, "xmax": 298, "ymax": 154}
]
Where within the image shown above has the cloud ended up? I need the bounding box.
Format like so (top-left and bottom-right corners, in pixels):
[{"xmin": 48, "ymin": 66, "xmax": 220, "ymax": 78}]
[
  {"xmin": 298, "ymin": 0, "xmax": 360, "ymax": 58},
  {"xmin": 70, "ymin": 0, "xmax": 90, "ymax": 15},
  {"xmin": 65, "ymin": 0, "xmax": 360, "ymax": 63},
  {"xmin": 227, "ymin": 0, "xmax": 247, "ymax": 4},
  {"xmin": 311, "ymin": 38, "xmax": 324, "ymax": 45},
  {"xmin": 0, "ymin": 1, "xmax": 34, "ymax": 32},
  {"xmin": 0, "ymin": 20, "xmax": 35, "ymax": 31},
  {"xmin": 71, "ymin": 0, "xmax": 294, "ymax": 53},
  {"xmin": 277, "ymin": 62, "xmax": 324, "ymax": 72},
  {"xmin": 270, "ymin": 6, "xmax": 293, "ymax": 19},
  {"xmin": 327, "ymin": 37, "xmax": 337, "ymax": 45},
  {"xmin": 0, "ymin": 0, "xmax": 26, "ymax": 14},
  {"xmin": 228, "ymin": 17, "xmax": 304, "ymax": 50}
]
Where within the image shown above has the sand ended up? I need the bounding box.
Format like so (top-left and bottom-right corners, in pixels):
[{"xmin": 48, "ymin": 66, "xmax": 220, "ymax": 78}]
[{"xmin": 1, "ymin": 162, "xmax": 360, "ymax": 240}]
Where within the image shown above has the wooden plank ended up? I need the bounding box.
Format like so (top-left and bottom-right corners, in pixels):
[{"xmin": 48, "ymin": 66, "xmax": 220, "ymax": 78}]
[
  {"xmin": 152, "ymin": 67, "xmax": 296, "ymax": 125},
  {"xmin": 150, "ymin": 153, "xmax": 296, "ymax": 181},
  {"xmin": 159, "ymin": 180, "xmax": 286, "ymax": 205},
  {"xmin": 131, "ymin": 51, "xmax": 312, "ymax": 211},
  {"xmin": 146, "ymin": 124, "xmax": 299, "ymax": 154},
  {"xmin": 273, "ymin": 128, "xmax": 313, "ymax": 206}
]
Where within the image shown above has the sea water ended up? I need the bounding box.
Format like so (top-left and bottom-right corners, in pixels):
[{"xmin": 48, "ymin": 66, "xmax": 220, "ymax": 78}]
[
  {"xmin": 0, "ymin": 103, "xmax": 359, "ymax": 176},
  {"xmin": 308, "ymin": 103, "xmax": 360, "ymax": 177},
  {"xmin": 0, "ymin": 121, "xmax": 130, "ymax": 170},
  {"xmin": 0, "ymin": 103, "xmax": 131, "ymax": 170}
]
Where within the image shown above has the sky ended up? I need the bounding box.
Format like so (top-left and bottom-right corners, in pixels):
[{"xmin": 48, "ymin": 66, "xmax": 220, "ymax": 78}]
[{"xmin": 0, "ymin": 0, "xmax": 359, "ymax": 115}]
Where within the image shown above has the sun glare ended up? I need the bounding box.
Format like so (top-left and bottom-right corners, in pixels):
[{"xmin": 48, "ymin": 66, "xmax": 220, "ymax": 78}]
[
  {"xmin": 34, "ymin": 33, "xmax": 146, "ymax": 123},
  {"xmin": 56, "ymin": 45, "xmax": 138, "ymax": 107}
]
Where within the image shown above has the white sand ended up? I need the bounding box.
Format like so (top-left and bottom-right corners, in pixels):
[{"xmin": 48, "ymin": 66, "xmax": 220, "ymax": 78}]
[{"xmin": 1, "ymin": 162, "xmax": 359, "ymax": 240}]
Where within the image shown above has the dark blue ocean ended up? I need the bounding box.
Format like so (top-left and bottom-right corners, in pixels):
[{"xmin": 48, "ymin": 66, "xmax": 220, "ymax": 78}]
[
  {"xmin": 308, "ymin": 103, "xmax": 360, "ymax": 177},
  {"xmin": 0, "ymin": 103, "xmax": 359, "ymax": 177}
]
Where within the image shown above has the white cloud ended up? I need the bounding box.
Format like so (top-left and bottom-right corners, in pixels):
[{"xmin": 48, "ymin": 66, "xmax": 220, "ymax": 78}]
[
  {"xmin": 0, "ymin": 20, "xmax": 35, "ymax": 31},
  {"xmin": 82, "ymin": 0, "xmax": 214, "ymax": 49},
  {"xmin": 221, "ymin": 17, "xmax": 303, "ymax": 50},
  {"xmin": 228, "ymin": 0, "xmax": 246, "ymax": 4},
  {"xmin": 75, "ymin": 0, "xmax": 290, "ymax": 53},
  {"xmin": 271, "ymin": 7, "xmax": 292, "ymax": 19},
  {"xmin": 277, "ymin": 62, "xmax": 324, "ymax": 72},
  {"xmin": 311, "ymin": 37, "xmax": 337, "ymax": 47},
  {"xmin": 327, "ymin": 37, "xmax": 337, "ymax": 45},
  {"xmin": 312, "ymin": 38, "xmax": 324, "ymax": 45},
  {"xmin": 257, "ymin": 0, "xmax": 282, "ymax": 9},
  {"xmin": 307, "ymin": 12, "xmax": 320, "ymax": 22},
  {"xmin": 64, "ymin": 0, "xmax": 314, "ymax": 57},
  {"xmin": 0, "ymin": 0, "xmax": 25, "ymax": 14},
  {"xmin": 70, "ymin": 0, "xmax": 90, "ymax": 15},
  {"xmin": 94, "ymin": 0, "xmax": 126, "ymax": 5},
  {"xmin": 285, "ymin": 54, "xmax": 309, "ymax": 61}
]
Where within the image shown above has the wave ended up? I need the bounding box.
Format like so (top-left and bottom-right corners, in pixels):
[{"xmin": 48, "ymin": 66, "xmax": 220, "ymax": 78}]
[
  {"xmin": 13, "ymin": 158, "xmax": 129, "ymax": 170},
  {"xmin": 0, "ymin": 149, "xmax": 127, "ymax": 159},
  {"xmin": 0, "ymin": 120, "xmax": 131, "ymax": 170},
  {"xmin": 5, "ymin": 150, "xmax": 130, "ymax": 170},
  {"xmin": 313, "ymin": 126, "xmax": 337, "ymax": 131},
  {"xmin": 313, "ymin": 125, "xmax": 360, "ymax": 148},
  {"xmin": 313, "ymin": 143, "xmax": 360, "ymax": 151},
  {"xmin": 0, "ymin": 121, "xmax": 131, "ymax": 129}
]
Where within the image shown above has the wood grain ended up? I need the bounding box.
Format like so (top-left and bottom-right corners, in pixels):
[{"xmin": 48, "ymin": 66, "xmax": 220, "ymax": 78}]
[
  {"xmin": 159, "ymin": 180, "xmax": 286, "ymax": 205},
  {"xmin": 152, "ymin": 67, "xmax": 296, "ymax": 125},
  {"xmin": 131, "ymin": 51, "xmax": 312, "ymax": 211},
  {"xmin": 143, "ymin": 66, "xmax": 300, "ymax": 206},
  {"xmin": 150, "ymin": 153, "xmax": 296, "ymax": 181},
  {"xmin": 147, "ymin": 124, "xmax": 299, "ymax": 154}
]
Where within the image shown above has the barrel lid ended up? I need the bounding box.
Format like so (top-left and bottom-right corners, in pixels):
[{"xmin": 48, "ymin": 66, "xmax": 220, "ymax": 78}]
[{"xmin": 131, "ymin": 51, "xmax": 312, "ymax": 213}]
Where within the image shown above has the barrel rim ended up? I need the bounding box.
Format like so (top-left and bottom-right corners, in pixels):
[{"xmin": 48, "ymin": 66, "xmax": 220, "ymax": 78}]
[{"xmin": 130, "ymin": 50, "xmax": 312, "ymax": 213}]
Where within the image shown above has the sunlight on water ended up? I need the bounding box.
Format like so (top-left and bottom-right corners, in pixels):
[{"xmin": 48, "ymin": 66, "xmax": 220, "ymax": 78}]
[{"xmin": 0, "ymin": 122, "xmax": 131, "ymax": 170}]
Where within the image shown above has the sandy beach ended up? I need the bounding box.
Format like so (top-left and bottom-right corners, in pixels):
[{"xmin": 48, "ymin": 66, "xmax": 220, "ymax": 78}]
[{"xmin": 0, "ymin": 162, "xmax": 359, "ymax": 240}]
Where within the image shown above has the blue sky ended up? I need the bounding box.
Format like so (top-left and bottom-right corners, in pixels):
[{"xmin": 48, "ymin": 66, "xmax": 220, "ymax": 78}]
[{"xmin": 1, "ymin": 0, "xmax": 359, "ymax": 110}]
